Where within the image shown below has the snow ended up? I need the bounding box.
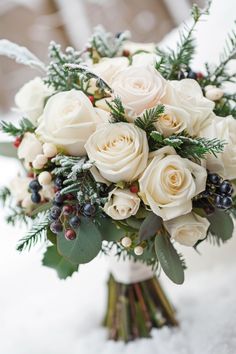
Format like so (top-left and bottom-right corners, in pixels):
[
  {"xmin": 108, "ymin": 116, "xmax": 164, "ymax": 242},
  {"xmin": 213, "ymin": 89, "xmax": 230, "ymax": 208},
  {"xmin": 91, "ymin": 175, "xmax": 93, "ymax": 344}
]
[{"xmin": 0, "ymin": 0, "xmax": 236, "ymax": 352}]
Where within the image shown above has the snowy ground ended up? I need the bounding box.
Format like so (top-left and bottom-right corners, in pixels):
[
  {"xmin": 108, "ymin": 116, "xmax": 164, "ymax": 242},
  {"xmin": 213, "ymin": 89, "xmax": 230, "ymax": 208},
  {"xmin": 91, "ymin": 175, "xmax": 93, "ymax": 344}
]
[{"xmin": 0, "ymin": 0, "xmax": 236, "ymax": 353}]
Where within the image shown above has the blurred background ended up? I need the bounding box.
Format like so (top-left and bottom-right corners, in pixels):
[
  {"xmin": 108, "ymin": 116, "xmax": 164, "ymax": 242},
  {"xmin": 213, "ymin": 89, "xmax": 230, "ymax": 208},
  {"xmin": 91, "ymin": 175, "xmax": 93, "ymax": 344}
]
[{"xmin": 0, "ymin": 0, "xmax": 205, "ymax": 114}]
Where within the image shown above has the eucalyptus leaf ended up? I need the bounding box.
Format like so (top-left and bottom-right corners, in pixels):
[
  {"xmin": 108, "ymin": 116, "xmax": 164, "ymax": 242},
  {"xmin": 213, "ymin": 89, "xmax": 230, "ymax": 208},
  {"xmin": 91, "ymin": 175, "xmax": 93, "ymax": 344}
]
[
  {"xmin": 47, "ymin": 228, "xmax": 57, "ymax": 245},
  {"xmin": 155, "ymin": 232, "xmax": 185, "ymax": 284},
  {"xmin": 207, "ymin": 209, "xmax": 234, "ymax": 243},
  {"xmin": 126, "ymin": 217, "xmax": 142, "ymax": 230},
  {"xmin": 42, "ymin": 245, "xmax": 78, "ymax": 279},
  {"xmin": 96, "ymin": 217, "xmax": 125, "ymax": 242},
  {"xmin": 139, "ymin": 212, "xmax": 162, "ymax": 241},
  {"xmin": 57, "ymin": 218, "xmax": 102, "ymax": 264}
]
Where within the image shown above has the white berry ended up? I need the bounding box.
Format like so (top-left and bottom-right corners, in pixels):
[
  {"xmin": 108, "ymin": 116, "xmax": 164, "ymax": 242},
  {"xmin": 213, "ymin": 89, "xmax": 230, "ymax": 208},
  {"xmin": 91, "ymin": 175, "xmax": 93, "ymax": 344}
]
[
  {"xmin": 43, "ymin": 143, "xmax": 57, "ymax": 158},
  {"xmin": 32, "ymin": 154, "xmax": 48, "ymax": 169},
  {"xmin": 205, "ymin": 88, "xmax": 224, "ymax": 101},
  {"xmin": 38, "ymin": 171, "xmax": 52, "ymax": 185},
  {"xmin": 121, "ymin": 237, "xmax": 132, "ymax": 248},
  {"xmin": 134, "ymin": 245, "xmax": 144, "ymax": 256}
]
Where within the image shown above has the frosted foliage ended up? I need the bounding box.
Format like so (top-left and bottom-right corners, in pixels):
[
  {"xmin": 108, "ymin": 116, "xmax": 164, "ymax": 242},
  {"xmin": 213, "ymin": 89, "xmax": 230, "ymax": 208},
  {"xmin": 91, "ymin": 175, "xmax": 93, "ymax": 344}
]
[{"xmin": 0, "ymin": 39, "xmax": 46, "ymax": 71}]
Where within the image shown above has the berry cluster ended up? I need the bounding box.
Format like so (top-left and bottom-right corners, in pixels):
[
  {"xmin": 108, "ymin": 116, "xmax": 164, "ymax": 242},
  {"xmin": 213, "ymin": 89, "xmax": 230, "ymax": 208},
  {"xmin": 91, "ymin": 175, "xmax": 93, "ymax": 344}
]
[{"xmin": 49, "ymin": 176, "xmax": 97, "ymax": 241}]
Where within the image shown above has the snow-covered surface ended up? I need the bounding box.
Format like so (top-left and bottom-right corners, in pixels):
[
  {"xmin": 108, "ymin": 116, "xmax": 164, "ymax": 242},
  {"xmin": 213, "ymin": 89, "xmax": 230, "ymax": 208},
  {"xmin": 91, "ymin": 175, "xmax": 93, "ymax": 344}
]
[{"xmin": 0, "ymin": 0, "xmax": 236, "ymax": 353}]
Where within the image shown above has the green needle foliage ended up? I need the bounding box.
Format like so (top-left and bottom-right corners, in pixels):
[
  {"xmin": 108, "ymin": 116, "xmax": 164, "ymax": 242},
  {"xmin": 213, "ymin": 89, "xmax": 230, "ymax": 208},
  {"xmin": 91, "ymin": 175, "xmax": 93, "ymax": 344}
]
[
  {"xmin": 108, "ymin": 97, "xmax": 128, "ymax": 123},
  {"xmin": 135, "ymin": 105, "xmax": 165, "ymax": 135},
  {"xmin": 0, "ymin": 118, "xmax": 35, "ymax": 137}
]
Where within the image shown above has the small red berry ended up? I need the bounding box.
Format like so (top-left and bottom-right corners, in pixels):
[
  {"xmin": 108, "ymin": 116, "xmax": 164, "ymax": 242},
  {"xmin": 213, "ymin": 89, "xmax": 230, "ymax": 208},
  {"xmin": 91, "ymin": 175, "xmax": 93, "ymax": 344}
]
[
  {"xmin": 27, "ymin": 172, "xmax": 34, "ymax": 178},
  {"xmin": 197, "ymin": 72, "xmax": 204, "ymax": 80},
  {"xmin": 66, "ymin": 193, "xmax": 74, "ymax": 201},
  {"xmin": 63, "ymin": 205, "xmax": 74, "ymax": 215},
  {"xmin": 122, "ymin": 49, "xmax": 130, "ymax": 57},
  {"xmin": 13, "ymin": 137, "xmax": 21, "ymax": 148},
  {"xmin": 88, "ymin": 95, "xmax": 95, "ymax": 105},
  {"xmin": 65, "ymin": 229, "xmax": 76, "ymax": 241},
  {"xmin": 130, "ymin": 185, "xmax": 139, "ymax": 193}
]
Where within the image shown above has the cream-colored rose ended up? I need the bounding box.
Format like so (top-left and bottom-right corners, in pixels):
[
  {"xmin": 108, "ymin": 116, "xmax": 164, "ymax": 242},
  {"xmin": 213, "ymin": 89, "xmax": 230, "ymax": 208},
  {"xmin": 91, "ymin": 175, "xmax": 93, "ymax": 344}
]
[
  {"xmin": 85, "ymin": 123, "xmax": 149, "ymax": 183},
  {"xmin": 104, "ymin": 188, "xmax": 140, "ymax": 220},
  {"xmin": 162, "ymin": 79, "xmax": 215, "ymax": 134},
  {"xmin": 110, "ymin": 65, "xmax": 166, "ymax": 118},
  {"xmin": 15, "ymin": 77, "xmax": 53, "ymax": 125},
  {"xmin": 92, "ymin": 57, "xmax": 129, "ymax": 85},
  {"xmin": 139, "ymin": 146, "xmax": 207, "ymax": 221},
  {"xmin": 132, "ymin": 52, "xmax": 158, "ymax": 67},
  {"xmin": 18, "ymin": 132, "xmax": 43, "ymax": 164},
  {"xmin": 155, "ymin": 104, "xmax": 191, "ymax": 137},
  {"xmin": 36, "ymin": 90, "xmax": 103, "ymax": 156},
  {"xmin": 200, "ymin": 115, "xmax": 236, "ymax": 180},
  {"xmin": 164, "ymin": 212, "xmax": 210, "ymax": 247}
]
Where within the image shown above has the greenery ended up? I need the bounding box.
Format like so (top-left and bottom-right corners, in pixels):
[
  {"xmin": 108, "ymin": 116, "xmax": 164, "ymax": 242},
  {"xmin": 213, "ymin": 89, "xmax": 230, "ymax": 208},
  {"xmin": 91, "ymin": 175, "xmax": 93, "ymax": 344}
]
[
  {"xmin": 88, "ymin": 26, "xmax": 130, "ymax": 61},
  {"xmin": 135, "ymin": 105, "xmax": 165, "ymax": 135},
  {"xmin": 0, "ymin": 118, "xmax": 35, "ymax": 137},
  {"xmin": 138, "ymin": 213, "xmax": 162, "ymax": 242},
  {"xmin": 107, "ymin": 97, "xmax": 128, "ymax": 123},
  {"xmin": 0, "ymin": 187, "xmax": 11, "ymax": 206},
  {"xmin": 155, "ymin": 2, "xmax": 211, "ymax": 79},
  {"xmin": 213, "ymin": 94, "xmax": 236, "ymax": 118},
  {"xmin": 42, "ymin": 245, "xmax": 79, "ymax": 279},
  {"xmin": 154, "ymin": 230, "xmax": 185, "ymax": 284},
  {"xmin": 16, "ymin": 212, "xmax": 49, "ymax": 252},
  {"xmin": 150, "ymin": 131, "xmax": 226, "ymax": 160},
  {"xmin": 207, "ymin": 209, "xmax": 234, "ymax": 245}
]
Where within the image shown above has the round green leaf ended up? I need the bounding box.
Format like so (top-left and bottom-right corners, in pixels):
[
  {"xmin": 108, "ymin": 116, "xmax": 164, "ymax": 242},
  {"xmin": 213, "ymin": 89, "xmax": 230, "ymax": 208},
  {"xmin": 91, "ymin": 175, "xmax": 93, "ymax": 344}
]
[{"xmin": 96, "ymin": 217, "xmax": 125, "ymax": 242}]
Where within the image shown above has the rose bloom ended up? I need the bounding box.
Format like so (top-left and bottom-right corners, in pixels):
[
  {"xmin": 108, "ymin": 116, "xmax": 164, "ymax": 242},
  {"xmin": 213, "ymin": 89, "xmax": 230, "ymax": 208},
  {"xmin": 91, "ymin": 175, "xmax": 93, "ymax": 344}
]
[
  {"xmin": 155, "ymin": 104, "xmax": 191, "ymax": 137},
  {"xmin": 85, "ymin": 122, "xmax": 149, "ymax": 183},
  {"xmin": 104, "ymin": 188, "xmax": 140, "ymax": 220},
  {"xmin": 18, "ymin": 132, "xmax": 43, "ymax": 164},
  {"xmin": 162, "ymin": 79, "xmax": 215, "ymax": 134},
  {"xmin": 36, "ymin": 90, "xmax": 107, "ymax": 156},
  {"xmin": 164, "ymin": 212, "xmax": 210, "ymax": 247},
  {"xmin": 110, "ymin": 65, "xmax": 166, "ymax": 118},
  {"xmin": 139, "ymin": 146, "xmax": 207, "ymax": 220},
  {"xmin": 15, "ymin": 77, "xmax": 53, "ymax": 125},
  {"xmin": 92, "ymin": 57, "xmax": 129, "ymax": 85},
  {"xmin": 200, "ymin": 115, "xmax": 236, "ymax": 180}
]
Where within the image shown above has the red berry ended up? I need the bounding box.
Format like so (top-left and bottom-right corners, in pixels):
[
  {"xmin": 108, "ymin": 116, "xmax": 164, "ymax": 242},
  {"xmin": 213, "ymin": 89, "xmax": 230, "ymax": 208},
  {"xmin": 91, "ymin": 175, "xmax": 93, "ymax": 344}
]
[
  {"xmin": 13, "ymin": 137, "xmax": 21, "ymax": 148},
  {"xmin": 65, "ymin": 229, "xmax": 76, "ymax": 241},
  {"xmin": 88, "ymin": 95, "xmax": 95, "ymax": 105},
  {"xmin": 66, "ymin": 193, "xmax": 74, "ymax": 201},
  {"xmin": 63, "ymin": 205, "xmax": 74, "ymax": 215},
  {"xmin": 122, "ymin": 49, "xmax": 130, "ymax": 57},
  {"xmin": 27, "ymin": 172, "xmax": 34, "ymax": 178},
  {"xmin": 130, "ymin": 185, "xmax": 139, "ymax": 193},
  {"xmin": 197, "ymin": 72, "xmax": 204, "ymax": 80}
]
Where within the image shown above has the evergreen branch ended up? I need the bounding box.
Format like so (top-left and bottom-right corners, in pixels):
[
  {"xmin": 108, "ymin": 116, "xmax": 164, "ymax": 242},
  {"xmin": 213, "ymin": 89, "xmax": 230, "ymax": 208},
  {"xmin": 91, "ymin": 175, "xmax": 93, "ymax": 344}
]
[
  {"xmin": 0, "ymin": 187, "xmax": 11, "ymax": 206},
  {"xmin": 135, "ymin": 105, "xmax": 165, "ymax": 135},
  {"xmin": 155, "ymin": 2, "xmax": 211, "ymax": 79},
  {"xmin": 88, "ymin": 26, "xmax": 130, "ymax": 60},
  {"xmin": 150, "ymin": 131, "xmax": 226, "ymax": 159},
  {"xmin": 16, "ymin": 212, "xmax": 49, "ymax": 252},
  {"xmin": 0, "ymin": 118, "xmax": 35, "ymax": 137},
  {"xmin": 107, "ymin": 97, "xmax": 128, "ymax": 123}
]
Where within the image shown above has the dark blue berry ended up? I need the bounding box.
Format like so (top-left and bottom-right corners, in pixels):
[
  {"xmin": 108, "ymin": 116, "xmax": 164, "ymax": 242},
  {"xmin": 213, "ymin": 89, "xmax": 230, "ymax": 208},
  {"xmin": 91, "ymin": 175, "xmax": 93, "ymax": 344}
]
[
  {"xmin": 50, "ymin": 221, "xmax": 63, "ymax": 234},
  {"xmin": 187, "ymin": 69, "xmax": 197, "ymax": 80},
  {"xmin": 55, "ymin": 176, "xmax": 64, "ymax": 189},
  {"xmin": 29, "ymin": 179, "xmax": 42, "ymax": 192},
  {"xmin": 219, "ymin": 180, "xmax": 233, "ymax": 195},
  {"xmin": 54, "ymin": 192, "xmax": 64, "ymax": 204},
  {"xmin": 49, "ymin": 206, "xmax": 61, "ymax": 220},
  {"xmin": 69, "ymin": 216, "xmax": 81, "ymax": 229},
  {"xmin": 208, "ymin": 173, "xmax": 221, "ymax": 185},
  {"xmin": 222, "ymin": 196, "xmax": 233, "ymax": 209},
  {"xmin": 215, "ymin": 194, "xmax": 223, "ymax": 208},
  {"xmin": 31, "ymin": 192, "xmax": 41, "ymax": 204},
  {"xmin": 83, "ymin": 203, "xmax": 96, "ymax": 217}
]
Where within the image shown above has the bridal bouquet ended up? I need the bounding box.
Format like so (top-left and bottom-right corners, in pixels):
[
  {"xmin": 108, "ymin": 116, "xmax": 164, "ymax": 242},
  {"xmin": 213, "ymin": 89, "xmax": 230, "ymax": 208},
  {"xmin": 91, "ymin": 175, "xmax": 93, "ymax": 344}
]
[{"xmin": 0, "ymin": 3, "xmax": 235, "ymax": 342}]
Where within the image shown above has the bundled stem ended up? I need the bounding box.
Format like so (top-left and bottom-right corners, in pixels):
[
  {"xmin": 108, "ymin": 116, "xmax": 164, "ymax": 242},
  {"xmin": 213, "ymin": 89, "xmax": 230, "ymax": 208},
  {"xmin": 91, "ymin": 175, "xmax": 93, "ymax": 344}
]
[{"xmin": 103, "ymin": 274, "xmax": 178, "ymax": 342}]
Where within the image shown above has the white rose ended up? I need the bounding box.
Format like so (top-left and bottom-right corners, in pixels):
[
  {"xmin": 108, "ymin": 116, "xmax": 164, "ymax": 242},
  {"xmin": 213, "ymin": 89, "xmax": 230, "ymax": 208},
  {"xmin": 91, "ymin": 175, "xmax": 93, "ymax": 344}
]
[
  {"xmin": 139, "ymin": 146, "xmax": 207, "ymax": 221},
  {"xmin": 164, "ymin": 212, "xmax": 210, "ymax": 247},
  {"xmin": 200, "ymin": 115, "xmax": 236, "ymax": 180},
  {"xmin": 110, "ymin": 65, "xmax": 166, "ymax": 118},
  {"xmin": 92, "ymin": 57, "xmax": 129, "ymax": 85},
  {"xmin": 162, "ymin": 79, "xmax": 215, "ymax": 134},
  {"xmin": 15, "ymin": 77, "xmax": 53, "ymax": 125},
  {"xmin": 132, "ymin": 52, "xmax": 158, "ymax": 67},
  {"xmin": 36, "ymin": 90, "xmax": 103, "ymax": 156},
  {"xmin": 18, "ymin": 132, "xmax": 43, "ymax": 163},
  {"xmin": 85, "ymin": 122, "xmax": 149, "ymax": 183},
  {"xmin": 104, "ymin": 188, "xmax": 140, "ymax": 220},
  {"xmin": 9, "ymin": 176, "xmax": 32, "ymax": 203},
  {"xmin": 155, "ymin": 104, "xmax": 191, "ymax": 137}
]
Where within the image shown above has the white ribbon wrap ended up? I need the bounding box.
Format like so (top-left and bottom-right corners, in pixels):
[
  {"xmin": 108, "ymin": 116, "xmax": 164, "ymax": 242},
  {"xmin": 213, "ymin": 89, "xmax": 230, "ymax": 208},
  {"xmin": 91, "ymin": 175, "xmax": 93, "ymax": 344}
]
[{"xmin": 108, "ymin": 256, "xmax": 154, "ymax": 284}]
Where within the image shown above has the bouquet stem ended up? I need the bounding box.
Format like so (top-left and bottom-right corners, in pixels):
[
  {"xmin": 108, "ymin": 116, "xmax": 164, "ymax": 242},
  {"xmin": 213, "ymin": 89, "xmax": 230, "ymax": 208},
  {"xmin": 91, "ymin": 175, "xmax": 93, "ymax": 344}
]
[{"xmin": 103, "ymin": 274, "xmax": 178, "ymax": 342}]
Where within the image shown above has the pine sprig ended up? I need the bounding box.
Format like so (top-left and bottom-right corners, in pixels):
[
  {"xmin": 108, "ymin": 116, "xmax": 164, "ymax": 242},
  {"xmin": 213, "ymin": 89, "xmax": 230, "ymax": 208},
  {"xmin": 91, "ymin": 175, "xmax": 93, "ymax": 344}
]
[
  {"xmin": 107, "ymin": 97, "xmax": 128, "ymax": 123},
  {"xmin": 0, "ymin": 187, "xmax": 11, "ymax": 206},
  {"xmin": 88, "ymin": 26, "xmax": 130, "ymax": 60},
  {"xmin": 155, "ymin": 2, "xmax": 211, "ymax": 79},
  {"xmin": 135, "ymin": 105, "xmax": 165, "ymax": 134},
  {"xmin": 150, "ymin": 131, "xmax": 226, "ymax": 160},
  {"xmin": 0, "ymin": 118, "xmax": 35, "ymax": 137},
  {"xmin": 16, "ymin": 212, "xmax": 49, "ymax": 252}
]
